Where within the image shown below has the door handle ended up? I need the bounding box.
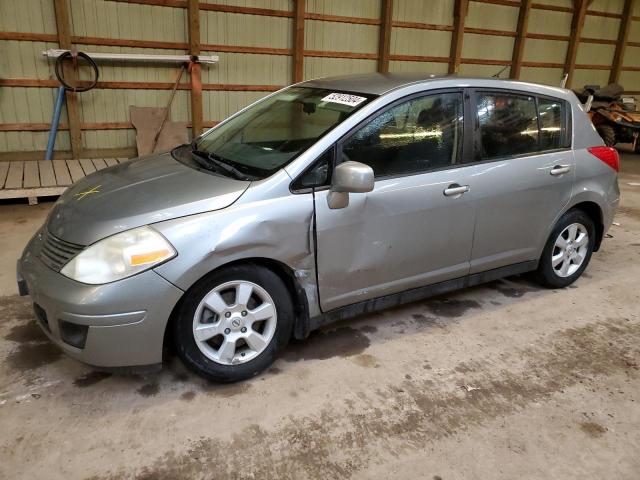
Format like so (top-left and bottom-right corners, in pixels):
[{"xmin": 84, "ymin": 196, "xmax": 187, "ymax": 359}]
[
  {"xmin": 550, "ymin": 164, "xmax": 571, "ymax": 176},
  {"xmin": 443, "ymin": 183, "xmax": 470, "ymax": 197}
]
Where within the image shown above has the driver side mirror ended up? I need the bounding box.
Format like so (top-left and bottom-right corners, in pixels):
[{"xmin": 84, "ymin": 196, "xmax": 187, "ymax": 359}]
[{"xmin": 327, "ymin": 161, "xmax": 374, "ymax": 209}]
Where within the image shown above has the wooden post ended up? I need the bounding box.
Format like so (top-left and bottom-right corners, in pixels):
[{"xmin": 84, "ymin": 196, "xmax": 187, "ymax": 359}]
[
  {"xmin": 609, "ymin": 0, "xmax": 635, "ymax": 84},
  {"xmin": 292, "ymin": 0, "xmax": 305, "ymax": 83},
  {"xmin": 449, "ymin": 0, "xmax": 468, "ymax": 74},
  {"xmin": 53, "ymin": 0, "xmax": 82, "ymax": 159},
  {"xmin": 564, "ymin": 0, "xmax": 588, "ymax": 88},
  {"xmin": 378, "ymin": 0, "xmax": 393, "ymax": 73},
  {"xmin": 187, "ymin": 0, "xmax": 203, "ymax": 137},
  {"xmin": 511, "ymin": 0, "xmax": 532, "ymax": 79}
]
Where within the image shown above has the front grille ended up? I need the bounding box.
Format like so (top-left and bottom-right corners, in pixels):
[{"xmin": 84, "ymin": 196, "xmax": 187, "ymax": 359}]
[{"xmin": 39, "ymin": 230, "xmax": 84, "ymax": 272}]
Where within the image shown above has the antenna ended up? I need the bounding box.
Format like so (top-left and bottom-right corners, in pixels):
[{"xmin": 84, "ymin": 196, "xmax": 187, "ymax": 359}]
[
  {"xmin": 492, "ymin": 66, "xmax": 509, "ymax": 78},
  {"xmin": 560, "ymin": 74, "xmax": 569, "ymax": 88}
]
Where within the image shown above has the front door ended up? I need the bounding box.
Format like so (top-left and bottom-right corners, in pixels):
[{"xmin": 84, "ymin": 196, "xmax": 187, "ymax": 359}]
[{"xmin": 314, "ymin": 90, "xmax": 477, "ymax": 312}]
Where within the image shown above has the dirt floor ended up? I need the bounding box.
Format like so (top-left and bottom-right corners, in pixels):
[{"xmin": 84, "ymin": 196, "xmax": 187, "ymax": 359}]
[{"xmin": 0, "ymin": 154, "xmax": 639, "ymax": 480}]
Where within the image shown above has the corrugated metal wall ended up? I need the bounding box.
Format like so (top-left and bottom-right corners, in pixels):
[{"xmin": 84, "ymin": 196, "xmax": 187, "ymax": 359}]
[{"xmin": 1, "ymin": 0, "xmax": 638, "ymax": 158}]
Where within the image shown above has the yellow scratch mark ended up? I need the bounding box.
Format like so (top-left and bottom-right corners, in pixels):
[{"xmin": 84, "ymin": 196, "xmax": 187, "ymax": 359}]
[{"xmin": 74, "ymin": 185, "xmax": 101, "ymax": 200}]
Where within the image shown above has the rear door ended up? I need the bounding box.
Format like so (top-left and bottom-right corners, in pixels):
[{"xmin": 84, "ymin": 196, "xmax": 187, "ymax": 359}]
[
  {"xmin": 313, "ymin": 90, "xmax": 478, "ymax": 311},
  {"xmin": 467, "ymin": 90, "xmax": 575, "ymax": 273}
]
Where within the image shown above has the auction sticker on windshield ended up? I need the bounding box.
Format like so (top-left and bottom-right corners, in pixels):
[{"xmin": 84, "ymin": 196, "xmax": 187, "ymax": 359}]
[{"xmin": 321, "ymin": 92, "xmax": 367, "ymax": 107}]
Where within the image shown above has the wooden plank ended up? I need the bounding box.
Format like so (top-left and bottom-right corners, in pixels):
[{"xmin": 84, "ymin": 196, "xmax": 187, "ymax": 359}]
[
  {"xmin": 5, "ymin": 162, "xmax": 24, "ymax": 189},
  {"xmin": 610, "ymin": 0, "xmax": 635, "ymax": 84},
  {"xmin": 378, "ymin": 0, "xmax": 393, "ymax": 73},
  {"xmin": 0, "ymin": 187, "xmax": 67, "ymax": 201},
  {"xmin": 305, "ymin": 12, "xmax": 379, "ymax": 25},
  {"xmin": 0, "ymin": 32, "xmax": 57, "ymax": 42},
  {"xmin": 104, "ymin": 158, "xmax": 119, "ymax": 167},
  {"xmin": 79, "ymin": 158, "xmax": 97, "ymax": 175},
  {"xmin": 66, "ymin": 160, "xmax": 85, "ymax": 183},
  {"xmin": 292, "ymin": 0, "xmax": 305, "ymax": 83},
  {"xmin": 92, "ymin": 158, "xmax": 108, "ymax": 170},
  {"xmin": 199, "ymin": 3, "xmax": 292, "ymax": 18},
  {"xmin": 392, "ymin": 21, "xmax": 453, "ymax": 31},
  {"xmin": 52, "ymin": 160, "xmax": 73, "ymax": 185},
  {"xmin": 0, "ymin": 163, "xmax": 9, "ymax": 189},
  {"xmin": 53, "ymin": 0, "xmax": 82, "ymax": 159},
  {"xmin": 38, "ymin": 161, "xmax": 57, "ymax": 187},
  {"xmin": 116, "ymin": 158, "xmax": 130, "ymax": 163},
  {"xmin": 187, "ymin": 0, "xmax": 203, "ymax": 137},
  {"xmin": 449, "ymin": 0, "xmax": 468, "ymax": 74},
  {"xmin": 23, "ymin": 161, "xmax": 40, "ymax": 188},
  {"xmin": 564, "ymin": 0, "xmax": 588, "ymax": 89},
  {"xmin": 511, "ymin": 0, "xmax": 532, "ymax": 79}
]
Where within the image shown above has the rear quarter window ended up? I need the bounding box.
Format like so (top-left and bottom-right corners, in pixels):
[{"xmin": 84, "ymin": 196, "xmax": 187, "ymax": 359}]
[{"xmin": 474, "ymin": 91, "xmax": 569, "ymax": 162}]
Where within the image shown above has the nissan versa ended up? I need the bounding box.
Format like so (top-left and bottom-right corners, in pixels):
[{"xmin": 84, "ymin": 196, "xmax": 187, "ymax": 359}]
[{"xmin": 17, "ymin": 73, "xmax": 620, "ymax": 382}]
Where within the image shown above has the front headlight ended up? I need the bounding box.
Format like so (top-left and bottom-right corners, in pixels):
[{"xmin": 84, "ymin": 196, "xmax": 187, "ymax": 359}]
[{"xmin": 60, "ymin": 226, "xmax": 176, "ymax": 284}]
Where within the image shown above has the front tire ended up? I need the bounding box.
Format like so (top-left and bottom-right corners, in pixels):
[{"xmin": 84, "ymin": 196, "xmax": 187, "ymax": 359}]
[
  {"xmin": 173, "ymin": 264, "xmax": 294, "ymax": 382},
  {"xmin": 535, "ymin": 209, "xmax": 595, "ymax": 288}
]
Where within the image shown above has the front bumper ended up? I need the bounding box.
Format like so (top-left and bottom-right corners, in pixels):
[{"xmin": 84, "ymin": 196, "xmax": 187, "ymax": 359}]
[{"xmin": 18, "ymin": 231, "xmax": 184, "ymax": 368}]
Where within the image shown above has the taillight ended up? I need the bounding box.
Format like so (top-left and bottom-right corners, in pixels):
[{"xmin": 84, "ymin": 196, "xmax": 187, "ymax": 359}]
[{"xmin": 587, "ymin": 146, "xmax": 619, "ymax": 172}]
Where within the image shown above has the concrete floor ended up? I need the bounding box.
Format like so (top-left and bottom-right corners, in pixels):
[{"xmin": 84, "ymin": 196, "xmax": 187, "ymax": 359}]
[{"xmin": 1, "ymin": 154, "xmax": 639, "ymax": 480}]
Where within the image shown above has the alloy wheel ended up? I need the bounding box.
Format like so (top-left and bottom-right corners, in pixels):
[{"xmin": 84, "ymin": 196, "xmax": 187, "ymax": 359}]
[
  {"xmin": 551, "ymin": 223, "xmax": 589, "ymax": 278},
  {"xmin": 192, "ymin": 280, "xmax": 277, "ymax": 365}
]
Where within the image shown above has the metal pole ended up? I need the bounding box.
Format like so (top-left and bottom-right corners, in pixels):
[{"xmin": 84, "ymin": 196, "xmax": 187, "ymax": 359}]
[{"xmin": 45, "ymin": 86, "xmax": 66, "ymax": 160}]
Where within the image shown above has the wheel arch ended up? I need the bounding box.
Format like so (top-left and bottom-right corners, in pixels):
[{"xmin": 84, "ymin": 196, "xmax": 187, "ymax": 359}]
[
  {"xmin": 163, "ymin": 257, "xmax": 312, "ymax": 353},
  {"xmin": 567, "ymin": 200, "xmax": 605, "ymax": 251}
]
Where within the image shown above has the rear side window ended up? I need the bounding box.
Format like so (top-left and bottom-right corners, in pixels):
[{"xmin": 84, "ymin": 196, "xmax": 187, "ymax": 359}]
[
  {"xmin": 538, "ymin": 98, "xmax": 564, "ymax": 150},
  {"xmin": 475, "ymin": 92, "xmax": 568, "ymax": 161},
  {"xmin": 476, "ymin": 93, "xmax": 539, "ymax": 160}
]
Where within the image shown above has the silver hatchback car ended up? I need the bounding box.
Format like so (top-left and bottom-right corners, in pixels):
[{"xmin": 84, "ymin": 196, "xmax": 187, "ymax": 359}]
[{"xmin": 18, "ymin": 74, "xmax": 620, "ymax": 382}]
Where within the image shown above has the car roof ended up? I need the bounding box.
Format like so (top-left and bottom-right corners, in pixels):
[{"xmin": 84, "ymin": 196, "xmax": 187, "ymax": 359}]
[{"xmin": 299, "ymin": 72, "xmax": 569, "ymax": 98}]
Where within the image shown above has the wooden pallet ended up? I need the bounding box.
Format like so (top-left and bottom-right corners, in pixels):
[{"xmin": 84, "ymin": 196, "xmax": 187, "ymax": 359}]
[{"xmin": 0, "ymin": 158, "xmax": 129, "ymax": 204}]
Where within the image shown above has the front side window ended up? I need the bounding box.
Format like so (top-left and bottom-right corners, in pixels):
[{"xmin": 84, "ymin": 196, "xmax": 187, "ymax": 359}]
[
  {"xmin": 341, "ymin": 92, "xmax": 464, "ymax": 178},
  {"xmin": 194, "ymin": 88, "xmax": 373, "ymax": 179},
  {"xmin": 476, "ymin": 93, "xmax": 539, "ymax": 160}
]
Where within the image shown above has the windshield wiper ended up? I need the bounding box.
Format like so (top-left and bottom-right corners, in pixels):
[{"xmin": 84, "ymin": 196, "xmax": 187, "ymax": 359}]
[{"xmin": 191, "ymin": 149, "xmax": 250, "ymax": 181}]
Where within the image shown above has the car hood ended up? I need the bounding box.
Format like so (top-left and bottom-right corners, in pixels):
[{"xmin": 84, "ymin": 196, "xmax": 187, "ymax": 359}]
[{"xmin": 47, "ymin": 152, "xmax": 251, "ymax": 245}]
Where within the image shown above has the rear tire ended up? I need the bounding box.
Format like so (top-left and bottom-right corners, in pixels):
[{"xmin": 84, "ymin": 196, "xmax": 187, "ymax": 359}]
[
  {"xmin": 535, "ymin": 209, "xmax": 595, "ymax": 289},
  {"xmin": 596, "ymin": 124, "xmax": 616, "ymax": 147},
  {"xmin": 173, "ymin": 264, "xmax": 294, "ymax": 382}
]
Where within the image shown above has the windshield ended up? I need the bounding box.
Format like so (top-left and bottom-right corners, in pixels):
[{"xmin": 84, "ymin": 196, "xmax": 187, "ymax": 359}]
[{"xmin": 194, "ymin": 87, "xmax": 374, "ymax": 179}]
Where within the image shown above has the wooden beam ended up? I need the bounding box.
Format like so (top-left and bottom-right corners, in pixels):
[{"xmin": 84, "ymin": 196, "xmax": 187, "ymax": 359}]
[
  {"xmin": 292, "ymin": 0, "xmax": 305, "ymax": 83},
  {"xmin": 53, "ymin": 0, "xmax": 82, "ymax": 159},
  {"xmin": 187, "ymin": 0, "xmax": 203, "ymax": 137},
  {"xmin": 609, "ymin": 0, "xmax": 635, "ymax": 84},
  {"xmin": 305, "ymin": 12, "xmax": 379, "ymax": 25},
  {"xmin": 449, "ymin": 0, "xmax": 468, "ymax": 74},
  {"xmin": 378, "ymin": 0, "xmax": 393, "ymax": 73},
  {"xmin": 392, "ymin": 21, "xmax": 453, "ymax": 31},
  {"xmin": 511, "ymin": 0, "xmax": 532, "ymax": 79},
  {"xmin": 563, "ymin": 0, "xmax": 588, "ymax": 88}
]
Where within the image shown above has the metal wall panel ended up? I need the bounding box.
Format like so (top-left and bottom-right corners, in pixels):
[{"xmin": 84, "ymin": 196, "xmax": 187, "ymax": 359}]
[
  {"xmin": 0, "ymin": 0, "xmax": 57, "ymax": 34},
  {"xmin": 393, "ymin": 0, "xmax": 453, "ymax": 25},
  {"xmin": 304, "ymin": 57, "xmax": 377, "ymax": 79},
  {"xmin": 306, "ymin": 0, "xmax": 381, "ymax": 18},
  {"xmin": 1, "ymin": 0, "xmax": 639, "ymax": 154},
  {"xmin": 391, "ymin": 29, "xmax": 452, "ymax": 58},
  {"xmin": 304, "ymin": 20, "xmax": 379, "ymax": 54}
]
